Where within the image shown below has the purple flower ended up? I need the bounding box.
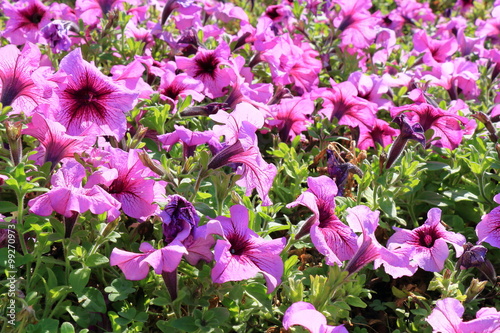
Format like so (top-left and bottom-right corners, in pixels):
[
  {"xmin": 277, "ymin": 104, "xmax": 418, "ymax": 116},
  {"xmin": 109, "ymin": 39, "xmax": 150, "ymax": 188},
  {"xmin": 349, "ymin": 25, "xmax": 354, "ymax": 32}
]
[
  {"xmin": 390, "ymin": 103, "xmax": 473, "ymax": 150},
  {"xmin": 2, "ymin": 0, "xmax": 52, "ymax": 45},
  {"xmin": 476, "ymin": 194, "xmax": 500, "ymax": 249},
  {"xmin": 326, "ymin": 150, "xmax": 363, "ymax": 196},
  {"xmin": 23, "ymin": 112, "xmax": 95, "ymax": 168},
  {"xmin": 283, "ymin": 302, "xmax": 348, "ymax": 333},
  {"xmin": 0, "ymin": 43, "xmax": 49, "ymax": 116},
  {"xmin": 40, "ymin": 20, "xmax": 76, "ymax": 54},
  {"xmin": 385, "ymin": 114, "xmax": 426, "ymax": 169},
  {"xmin": 158, "ymin": 61, "xmax": 204, "ymax": 107},
  {"xmin": 85, "ymin": 147, "xmax": 166, "ymax": 220},
  {"xmin": 208, "ymin": 103, "xmax": 277, "ymax": 206},
  {"xmin": 110, "ymin": 195, "xmax": 221, "ymax": 297},
  {"xmin": 52, "ymin": 48, "xmax": 138, "ymax": 139},
  {"xmin": 426, "ymin": 298, "xmax": 500, "ymax": 333},
  {"xmin": 210, "ymin": 205, "xmax": 286, "ymax": 293},
  {"xmin": 158, "ymin": 125, "xmax": 221, "ymax": 158},
  {"xmin": 344, "ymin": 205, "xmax": 416, "ymax": 278},
  {"xmin": 287, "ymin": 176, "xmax": 358, "ymax": 266},
  {"xmin": 357, "ymin": 119, "xmax": 399, "ymax": 151},
  {"xmin": 28, "ymin": 160, "xmax": 121, "ymax": 221},
  {"xmin": 268, "ymin": 96, "xmax": 314, "ymax": 142},
  {"xmin": 176, "ymin": 42, "xmax": 234, "ymax": 99},
  {"xmin": 387, "ymin": 208, "xmax": 466, "ymax": 272}
]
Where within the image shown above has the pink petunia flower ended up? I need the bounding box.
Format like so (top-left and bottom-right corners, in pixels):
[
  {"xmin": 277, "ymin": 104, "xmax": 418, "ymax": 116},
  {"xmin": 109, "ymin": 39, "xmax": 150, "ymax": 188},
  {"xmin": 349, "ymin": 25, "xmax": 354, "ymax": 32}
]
[
  {"xmin": 210, "ymin": 205, "xmax": 286, "ymax": 293},
  {"xmin": 85, "ymin": 147, "xmax": 166, "ymax": 220},
  {"xmin": 283, "ymin": 302, "xmax": 349, "ymax": 333},
  {"xmin": 175, "ymin": 42, "xmax": 234, "ymax": 99},
  {"xmin": 412, "ymin": 30, "xmax": 458, "ymax": 66},
  {"xmin": 2, "ymin": 0, "xmax": 53, "ymax": 45},
  {"xmin": 387, "ymin": 208, "xmax": 466, "ymax": 272},
  {"xmin": 476, "ymin": 193, "xmax": 500, "ymax": 249},
  {"xmin": 157, "ymin": 125, "xmax": 222, "ymax": 158},
  {"xmin": 157, "ymin": 62, "xmax": 205, "ymax": 107},
  {"xmin": 390, "ymin": 103, "xmax": 474, "ymax": 150},
  {"xmin": 331, "ymin": 0, "xmax": 381, "ymax": 49},
  {"xmin": 357, "ymin": 118, "xmax": 399, "ymax": 150},
  {"xmin": 110, "ymin": 195, "xmax": 221, "ymax": 289},
  {"xmin": 344, "ymin": 205, "xmax": 416, "ymax": 278},
  {"xmin": 426, "ymin": 298, "xmax": 500, "ymax": 333},
  {"xmin": 28, "ymin": 160, "xmax": 121, "ymax": 221},
  {"xmin": 52, "ymin": 48, "xmax": 138, "ymax": 139},
  {"xmin": 268, "ymin": 96, "xmax": 314, "ymax": 142},
  {"xmin": 287, "ymin": 176, "xmax": 359, "ymax": 266},
  {"xmin": 0, "ymin": 43, "xmax": 50, "ymax": 116},
  {"xmin": 23, "ymin": 112, "xmax": 96, "ymax": 168},
  {"xmin": 313, "ymin": 81, "xmax": 377, "ymax": 131},
  {"xmin": 208, "ymin": 103, "xmax": 277, "ymax": 206}
]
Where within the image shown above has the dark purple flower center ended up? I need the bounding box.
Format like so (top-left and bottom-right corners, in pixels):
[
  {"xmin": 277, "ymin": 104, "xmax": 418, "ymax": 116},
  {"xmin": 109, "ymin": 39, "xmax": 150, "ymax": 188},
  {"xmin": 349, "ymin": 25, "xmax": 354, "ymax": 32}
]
[
  {"xmin": 62, "ymin": 70, "xmax": 115, "ymax": 124},
  {"xmin": 0, "ymin": 73, "xmax": 34, "ymax": 107},
  {"xmin": 107, "ymin": 178, "xmax": 129, "ymax": 194},
  {"xmin": 19, "ymin": 4, "xmax": 46, "ymax": 26},
  {"xmin": 162, "ymin": 83, "xmax": 185, "ymax": 100},
  {"xmin": 416, "ymin": 226, "xmax": 440, "ymax": 248},
  {"xmin": 227, "ymin": 232, "xmax": 252, "ymax": 256},
  {"xmin": 194, "ymin": 53, "xmax": 220, "ymax": 79},
  {"xmin": 338, "ymin": 14, "xmax": 355, "ymax": 31}
]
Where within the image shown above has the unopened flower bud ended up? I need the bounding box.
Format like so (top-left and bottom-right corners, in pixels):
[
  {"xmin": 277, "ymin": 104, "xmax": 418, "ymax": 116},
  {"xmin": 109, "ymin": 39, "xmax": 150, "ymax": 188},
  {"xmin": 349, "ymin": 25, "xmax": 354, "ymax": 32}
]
[
  {"xmin": 5, "ymin": 121, "xmax": 23, "ymax": 165},
  {"xmin": 465, "ymin": 278, "xmax": 487, "ymax": 302}
]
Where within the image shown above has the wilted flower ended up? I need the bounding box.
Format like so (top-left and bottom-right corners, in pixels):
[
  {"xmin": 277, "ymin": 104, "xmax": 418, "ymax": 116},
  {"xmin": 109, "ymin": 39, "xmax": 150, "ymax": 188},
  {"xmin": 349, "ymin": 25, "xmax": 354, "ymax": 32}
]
[{"xmin": 41, "ymin": 20, "xmax": 78, "ymax": 53}]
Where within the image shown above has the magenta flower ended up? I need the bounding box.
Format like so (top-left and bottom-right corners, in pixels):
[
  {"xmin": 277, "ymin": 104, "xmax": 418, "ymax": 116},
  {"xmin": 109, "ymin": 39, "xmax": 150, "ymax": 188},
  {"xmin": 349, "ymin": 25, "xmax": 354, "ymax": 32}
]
[
  {"xmin": 209, "ymin": 103, "xmax": 277, "ymax": 206},
  {"xmin": 331, "ymin": 0, "xmax": 380, "ymax": 49},
  {"xmin": 40, "ymin": 20, "xmax": 77, "ymax": 54},
  {"xmin": 158, "ymin": 125, "xmax": 221, "ymax": 158},
  {"xmin": 158, "ymin": 62, "xmax": 204, "ymax": 106},
  {"xmin": 476, "ymin": 194, "xmax": 500, "ymax": 249},
  {"xmin": 28, "ymin": 160, "xmax": 121, "ymax": 221},
  {"xmin": 111, "ymin": 195, "xmax": 221, "ymax": 299},
  {"xmin": 0, "ymin": 43, "xmax": 49, "ymax": 116},
  {"xmin": 53, "ymin": 48, "xmax": 138, "ymax": 139},
  {"xmin": 283, "ymin": 302, "xmax": 349, "ymax": 333},
  {"xmin": 287, "ymin": 176, "xmax": 358, "ymax": 266},
  {"xmin": 358, "ymin": 119, "xmax": 399, "ymax": 150},
  {"xmin": 175, "ymin": 42, "xmax": 234, "ymax": 99},
  {"xmin": 2, "ymin": 0, "xmax": 52, "ymax": 45},
  {"xmin": 110, "ymin": 59, "xmax": 154, "ymax": 100},
  {"xmin": 268, "ymin": 96, "xmax": 314, "ymax": 142},
  {"xmin": 390, "ymin": 103, "xmax": 473, "ymax": 150},
  {"xmin": 75, "ymin": 0, "xmax": 128, "ymax": 26},
  {"xmin": 314, "ymin": 81, "xmax": 376, "ymax": 131},
  {"xmin": 85, "ymin": 147, "xmax": 166, "ymax": 220},
  {"xmin": 413, "ymin": 30, "xmax": 458, "ymax": 66},
  {"xmin": 344, "ymin": 205, "xmax": 416, "ymax": 278},
  {"xmin": 23, "ymin": 112, "xmax": 96, "ymax": 168},
  {"xmin": 426, "ymin": 298, "xmax": 500, "ymax": 333},
  {"xmin": 387, "ymin": 208, "xmax": 466, "ymax": 272},
  {"xmin": 210, "ymin": 205, "xmax": 286, "ymax": 293}
]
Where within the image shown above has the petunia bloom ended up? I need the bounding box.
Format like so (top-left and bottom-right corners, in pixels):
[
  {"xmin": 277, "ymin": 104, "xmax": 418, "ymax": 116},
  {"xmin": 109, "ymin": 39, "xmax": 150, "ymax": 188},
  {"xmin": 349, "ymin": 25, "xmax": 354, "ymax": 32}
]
[
  {"xmin": 23, "ymin": 112, "xmax": 95, "ymax": 169},
  {"xmin": 287, "ymin": 176, "xmax": 358, "ymax": 266},
  {"xmin": 282, "ymin": 302, "xmax": 349, "ymax": 333},
  {"xmin": 0, "ymin": 43, "xmax": 49, "ymax": 116},
  {"xmin": 426, "ymin": 298, "xmax": 500, "ymax": 333},
  {"xmin": 476, "ymin": 193, "xmax": 500, "ymax": 249},
  {"xmin": 28, "ymin": 160, "xmax": 121, "ymax": 221},
  {"xmin": 52, "ymin": 48, "xmax": 138, "ymax": 139},
  {"xmin": 2, "ymin": 0, "xmax": 53, "ymax": 45},
  {"xmin": 208, "ymin": 102, "xmax": 277, "ymax": 206},
  {"xmin": 85, "ymin": 147, "xmax": 166, "ymax": 220},
  {"xmin": 268, "ymin": 96, "xmax": 314, "ymax": 142},
  {"xmin": 387, "ymin": 208, "xmax": 466, "ymax": 272},
  {"xmin": 210, "ymin": 205, "xmax": 286, "ymax": 293}
]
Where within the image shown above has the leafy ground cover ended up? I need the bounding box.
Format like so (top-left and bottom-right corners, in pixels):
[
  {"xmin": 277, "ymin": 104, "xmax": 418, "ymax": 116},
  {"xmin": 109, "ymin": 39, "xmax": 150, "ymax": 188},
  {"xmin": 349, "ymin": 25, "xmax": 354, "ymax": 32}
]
[{"xmin": 1, "ymin": 0, "xmax": 500, "ymax": 332}]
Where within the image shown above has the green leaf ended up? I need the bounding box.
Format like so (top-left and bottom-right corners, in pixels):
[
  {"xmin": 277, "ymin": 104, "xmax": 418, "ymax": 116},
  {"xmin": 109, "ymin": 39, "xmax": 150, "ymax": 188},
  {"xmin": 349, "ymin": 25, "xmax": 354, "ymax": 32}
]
[
  {"xmin": 60, "ymin": 322, "xmax": 76, "ymax": 333},
  {"xmin": 104, "ymin": 278, "xmax": 136, "ymax": 302},
  {"xmin": 67, "ymin": 306, "xmax": 90, "ymax": 328},
  {"xmin": 0, "ymin": 201, "xmax": 17, "ymax": 213},
  {"xmin": 69, "ymin": 268, "xmax": 91, "ymax": 295},
  {"xmin": 85, "ymin": 253, "xmax": 109, "ymax": 267},
  {"xmin": 25, "ymin": 318, "xmax": 59, "ymax": 333},
  {"xmin": 166, "ymin": 317, "xmax": 198, "ymax": 332},
  {"xmin": 78, "ymin": 287, "xmax": 106, "ymax": 313},
  {"xmin": 346, "ymin": 295, "xmax": 367, "ymax": 308}
]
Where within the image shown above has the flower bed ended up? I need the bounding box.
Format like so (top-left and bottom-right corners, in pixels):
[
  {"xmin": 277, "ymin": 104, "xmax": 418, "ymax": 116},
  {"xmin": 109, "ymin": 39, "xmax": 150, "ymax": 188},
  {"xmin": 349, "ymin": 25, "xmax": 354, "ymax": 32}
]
[{"xmin": 0, "ymin": 0, "xmax": 500, "ymax": 332}]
